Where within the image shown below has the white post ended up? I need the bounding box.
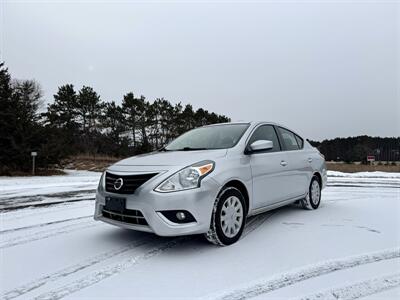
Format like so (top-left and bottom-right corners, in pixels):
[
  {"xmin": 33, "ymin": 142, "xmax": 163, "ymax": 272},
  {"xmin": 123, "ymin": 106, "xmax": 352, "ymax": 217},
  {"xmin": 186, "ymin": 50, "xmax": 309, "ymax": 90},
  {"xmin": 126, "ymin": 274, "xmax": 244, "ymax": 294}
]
[{"xmin": 31, "ymin": 152, "xmax": 37, "ymax": 175}]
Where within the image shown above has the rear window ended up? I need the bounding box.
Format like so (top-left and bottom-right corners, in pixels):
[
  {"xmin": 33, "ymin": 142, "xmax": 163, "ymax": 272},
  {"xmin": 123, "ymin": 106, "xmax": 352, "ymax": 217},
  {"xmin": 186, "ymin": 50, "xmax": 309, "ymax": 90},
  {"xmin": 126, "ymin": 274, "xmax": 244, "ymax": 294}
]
[
  {"xmin": 277, "ymin": 127, "xmax": 300, "ymax": 151},
  {"xmin": 295, "ymin": 134, "xmax": 304, "ymax": 149}
]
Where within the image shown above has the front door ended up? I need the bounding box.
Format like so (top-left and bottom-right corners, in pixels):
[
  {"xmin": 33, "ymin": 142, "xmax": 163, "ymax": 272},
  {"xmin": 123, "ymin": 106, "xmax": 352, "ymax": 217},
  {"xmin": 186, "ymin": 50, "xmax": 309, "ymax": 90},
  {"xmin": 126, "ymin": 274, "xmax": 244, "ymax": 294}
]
[{"xmin": 247, "ymin": 125, "xmax": 292, "ymax": 208}]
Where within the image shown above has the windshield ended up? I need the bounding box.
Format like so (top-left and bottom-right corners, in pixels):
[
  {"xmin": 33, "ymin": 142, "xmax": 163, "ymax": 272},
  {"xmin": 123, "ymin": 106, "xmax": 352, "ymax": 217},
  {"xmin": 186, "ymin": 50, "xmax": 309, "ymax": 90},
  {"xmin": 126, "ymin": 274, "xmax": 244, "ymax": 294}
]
[{"xmin": 165, "ymin": 124, "xmax": 250, "ymax": 151}]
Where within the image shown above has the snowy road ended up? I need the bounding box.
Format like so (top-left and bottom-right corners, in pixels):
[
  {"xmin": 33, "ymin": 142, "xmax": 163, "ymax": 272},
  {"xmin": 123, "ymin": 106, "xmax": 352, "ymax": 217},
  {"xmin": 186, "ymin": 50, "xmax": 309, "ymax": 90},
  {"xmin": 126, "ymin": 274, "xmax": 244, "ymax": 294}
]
[
  {"xmin": 0, "ymin": 170, "xmax": 100, "ymax": 210},
  {"xmin": 0, "ymin": 171, "xmax": 399, "ymax": 299}
]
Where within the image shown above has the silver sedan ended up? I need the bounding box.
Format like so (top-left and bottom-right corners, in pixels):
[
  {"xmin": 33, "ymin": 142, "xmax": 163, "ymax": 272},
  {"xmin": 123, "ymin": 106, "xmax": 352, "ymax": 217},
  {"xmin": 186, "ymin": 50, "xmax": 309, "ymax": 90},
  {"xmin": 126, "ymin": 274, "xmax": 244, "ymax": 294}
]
[{"xmin": 94, "ymin": 122, "xmax": 327, "ymax": 246}]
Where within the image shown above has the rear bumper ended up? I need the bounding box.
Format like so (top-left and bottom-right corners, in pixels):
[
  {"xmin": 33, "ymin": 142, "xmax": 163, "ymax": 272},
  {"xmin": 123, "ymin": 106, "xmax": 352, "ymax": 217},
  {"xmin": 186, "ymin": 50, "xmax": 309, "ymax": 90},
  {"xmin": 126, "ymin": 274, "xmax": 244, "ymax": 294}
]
[
  {"xmin": 94, "ymin": 177, "xmax": 220, "ymax": 236},
  {"xmin": 322, "ymin": 164, "xmax": 328, "ymax": 189}
]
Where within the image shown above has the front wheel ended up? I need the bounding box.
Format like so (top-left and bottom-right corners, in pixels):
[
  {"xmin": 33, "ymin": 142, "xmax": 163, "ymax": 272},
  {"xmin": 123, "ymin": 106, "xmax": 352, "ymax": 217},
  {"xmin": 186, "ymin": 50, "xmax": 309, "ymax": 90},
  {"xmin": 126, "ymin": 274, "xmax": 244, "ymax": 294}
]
[
  {"xmin": 205, "ymin": 187, "xmax": 246, "ymax": 246},
  {"xmin": 301, "ymin": 176, "xmax": 321, "ymax": 210}
]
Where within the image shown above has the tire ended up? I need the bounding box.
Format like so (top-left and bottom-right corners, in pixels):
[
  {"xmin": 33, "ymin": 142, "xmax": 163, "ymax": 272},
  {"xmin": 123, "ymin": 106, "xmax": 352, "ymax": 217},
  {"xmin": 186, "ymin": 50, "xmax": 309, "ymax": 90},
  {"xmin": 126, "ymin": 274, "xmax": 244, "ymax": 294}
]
[
  {"xmin": 205, "ymin": 187, "xmax": 247, "ymax": 246},
  {"xmin": 301, "ymin": 175, "xmax": 321, "ymax": 210}
]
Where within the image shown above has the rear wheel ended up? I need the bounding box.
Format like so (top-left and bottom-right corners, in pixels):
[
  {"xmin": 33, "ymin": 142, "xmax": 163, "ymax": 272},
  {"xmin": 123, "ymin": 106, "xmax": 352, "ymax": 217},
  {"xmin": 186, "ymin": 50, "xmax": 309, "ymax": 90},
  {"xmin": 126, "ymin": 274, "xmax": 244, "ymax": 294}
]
[
  {"xmin": 301, "ymin": 176, "xmax": 321, "ymax": 210},
  {"xmin": 205, "ymin": 187, "xmax": 246, "ymax": 246}
]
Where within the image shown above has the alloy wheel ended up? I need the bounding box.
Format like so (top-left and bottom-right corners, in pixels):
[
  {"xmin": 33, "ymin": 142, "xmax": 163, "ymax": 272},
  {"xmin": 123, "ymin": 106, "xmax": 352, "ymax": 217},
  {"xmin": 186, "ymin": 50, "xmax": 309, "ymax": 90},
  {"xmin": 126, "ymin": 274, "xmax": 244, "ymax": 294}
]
[{"xmin": 310, "ymin": 180, "xmax": 320, "ymax": 205}]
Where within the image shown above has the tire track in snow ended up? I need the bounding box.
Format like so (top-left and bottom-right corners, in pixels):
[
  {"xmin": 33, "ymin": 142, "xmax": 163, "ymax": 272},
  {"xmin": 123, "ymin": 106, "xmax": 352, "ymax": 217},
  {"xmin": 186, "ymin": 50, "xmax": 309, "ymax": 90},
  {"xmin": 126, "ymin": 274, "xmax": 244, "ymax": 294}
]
[
  {"xmin": 0, "ymin": 215, "xmax": 92, "ymax": 234},
  {"xmin": 32, "ymin": 237, "xmax": 188, "ymax": 300},
  {"xmin": 0, "ymin": 190, "xmax": 96, "ymax": 211},
  {"xmin": 0, "ymin": 200, "xmax": 93, "ymax": 222},
  {"xmin": 0, "ymin": 189, "xmax": 95, "ymax": 202},
  {"xmin": 1, "ymin": 237, "xmax": 153, "ymax": 300},
  {"xmin": 3, "ymin": 209, "xmax": 278, "ymax": 299},
  {"xmin": 0, "ymin": 197, "xmax": 95, "ymax": 211},
  {"xmin": 203, "ymin": 247, "xmax": 400, "ymax": 300},
  {"xmin": 0, "ymin": 220, "xmax": 99, "ymax": 249},
  {"xmin": 294, "ymin": 272, "xmax": 400, "ymax": 300},
  {"xmin": 243, "ymin": 212, "xmax": 276, "ymax": 238}
]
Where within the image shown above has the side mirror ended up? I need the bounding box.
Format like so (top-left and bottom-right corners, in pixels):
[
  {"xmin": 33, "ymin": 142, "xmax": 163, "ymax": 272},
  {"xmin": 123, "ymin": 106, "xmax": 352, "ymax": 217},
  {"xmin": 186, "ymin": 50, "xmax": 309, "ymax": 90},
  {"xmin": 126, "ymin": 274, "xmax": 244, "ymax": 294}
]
[{"xmin": 247, "ymin": 140, "xmax": 273, "ymax": 153}]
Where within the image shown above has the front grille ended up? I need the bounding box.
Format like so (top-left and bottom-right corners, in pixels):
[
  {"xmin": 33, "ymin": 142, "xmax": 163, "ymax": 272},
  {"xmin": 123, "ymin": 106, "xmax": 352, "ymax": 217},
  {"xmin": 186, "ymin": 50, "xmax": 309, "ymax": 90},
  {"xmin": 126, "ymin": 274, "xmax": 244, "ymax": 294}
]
[
  {"xmin": 105, "ymin": 172, "xmax": 158, "ymax": 194},
  {"xmin": 102, "ymin": 208, "xmax": 148, "ymax": 226}
]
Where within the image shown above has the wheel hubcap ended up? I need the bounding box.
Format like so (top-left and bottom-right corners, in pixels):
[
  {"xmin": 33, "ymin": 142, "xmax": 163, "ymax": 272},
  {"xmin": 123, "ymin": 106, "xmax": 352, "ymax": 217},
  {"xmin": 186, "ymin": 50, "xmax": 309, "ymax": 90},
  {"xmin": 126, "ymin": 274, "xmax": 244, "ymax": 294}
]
[
  {"xmin": 311, "ymin": 180, "xmax": 320, "ymax": 205},
  {"xmin": 221, "ymin": 196, "xmax": 243, "ymax": 238}
]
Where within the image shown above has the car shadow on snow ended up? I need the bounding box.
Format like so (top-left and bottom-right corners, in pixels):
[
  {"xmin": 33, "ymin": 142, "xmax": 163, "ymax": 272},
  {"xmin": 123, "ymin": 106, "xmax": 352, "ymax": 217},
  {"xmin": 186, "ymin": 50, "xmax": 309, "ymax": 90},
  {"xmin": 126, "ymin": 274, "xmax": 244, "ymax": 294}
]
[{"xmin": 95, "ymin": 203, "xmax": 309, "ymax": 252}]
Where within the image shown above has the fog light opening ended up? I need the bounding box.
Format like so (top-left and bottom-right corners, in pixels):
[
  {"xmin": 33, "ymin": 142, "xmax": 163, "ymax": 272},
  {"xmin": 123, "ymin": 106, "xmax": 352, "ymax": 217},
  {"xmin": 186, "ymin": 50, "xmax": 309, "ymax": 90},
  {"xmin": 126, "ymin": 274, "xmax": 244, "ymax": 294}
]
[
  {"xmin": 159, "ymin": 210, "xmax": 196, "ymax": 224},
  {"xmin": 176, "ymin": 212, "xmax": 186, "ymax": 221}
]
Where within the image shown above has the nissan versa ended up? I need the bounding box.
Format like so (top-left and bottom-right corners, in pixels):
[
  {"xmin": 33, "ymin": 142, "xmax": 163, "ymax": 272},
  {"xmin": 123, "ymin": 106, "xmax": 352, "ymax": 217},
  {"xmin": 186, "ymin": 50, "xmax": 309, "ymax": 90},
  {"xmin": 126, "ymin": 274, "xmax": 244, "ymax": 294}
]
[{"xmin": 94, "ymin": 122, "xmax": 327, "ymax": 246}]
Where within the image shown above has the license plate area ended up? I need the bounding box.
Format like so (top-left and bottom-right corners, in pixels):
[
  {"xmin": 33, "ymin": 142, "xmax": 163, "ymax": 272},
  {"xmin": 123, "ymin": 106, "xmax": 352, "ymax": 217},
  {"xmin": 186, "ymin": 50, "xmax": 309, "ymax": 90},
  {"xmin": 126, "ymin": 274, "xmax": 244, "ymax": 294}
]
[{"xmin": 104, "ymin": 197, "xmax": 126, "ymax": 214}]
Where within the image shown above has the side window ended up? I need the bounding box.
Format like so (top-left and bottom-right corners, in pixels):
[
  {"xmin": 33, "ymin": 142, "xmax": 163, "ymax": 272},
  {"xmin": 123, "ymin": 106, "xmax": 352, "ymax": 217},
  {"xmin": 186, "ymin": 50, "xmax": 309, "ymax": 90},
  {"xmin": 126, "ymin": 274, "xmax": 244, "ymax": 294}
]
[
  {"xmin": 277, "ymin": 127, "xmax": 300, "ymax": 151},
  {"xmin": 248, "ymin": 125, "xmax": 280, "ymax": 152},
  {"xmin": 295, "ymin": 134, "xmax": 304, "ymax": 149}
]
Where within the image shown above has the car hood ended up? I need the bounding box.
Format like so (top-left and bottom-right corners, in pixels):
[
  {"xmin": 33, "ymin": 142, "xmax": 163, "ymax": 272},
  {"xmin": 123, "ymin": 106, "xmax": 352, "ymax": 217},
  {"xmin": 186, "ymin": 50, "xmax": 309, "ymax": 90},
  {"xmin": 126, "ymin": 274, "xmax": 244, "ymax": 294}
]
[{"xmin": 111, "ymin": 149, "xmax": 227, "ymax": 169}]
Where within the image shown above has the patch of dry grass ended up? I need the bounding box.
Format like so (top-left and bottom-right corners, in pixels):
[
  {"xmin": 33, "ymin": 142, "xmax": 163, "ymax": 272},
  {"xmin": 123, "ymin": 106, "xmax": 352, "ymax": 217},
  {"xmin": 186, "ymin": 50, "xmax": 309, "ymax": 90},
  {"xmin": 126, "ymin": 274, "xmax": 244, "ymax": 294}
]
[
  {"xmin": 326, "ymin": 162, "xmax": 400, "ymax": 173},
  {"xmin": 61, "ymin": 154, "xmax": 122, "ymax": 172},
  {"xmin": 72, "ymin": 154, "xmax": 122, "ymax": 162}
]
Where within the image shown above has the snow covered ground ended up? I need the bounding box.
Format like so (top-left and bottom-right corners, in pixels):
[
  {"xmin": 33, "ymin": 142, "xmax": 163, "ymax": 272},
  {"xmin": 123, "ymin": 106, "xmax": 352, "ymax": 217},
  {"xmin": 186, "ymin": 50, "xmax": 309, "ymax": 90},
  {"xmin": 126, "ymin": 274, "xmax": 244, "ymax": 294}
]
[
  {"xmin": 0, "ymin": 170, "xmax": 100, "ymax": 210},
  {"xmin": 0, "ymin": 170, "xmax": 399, "ymax": 299}
]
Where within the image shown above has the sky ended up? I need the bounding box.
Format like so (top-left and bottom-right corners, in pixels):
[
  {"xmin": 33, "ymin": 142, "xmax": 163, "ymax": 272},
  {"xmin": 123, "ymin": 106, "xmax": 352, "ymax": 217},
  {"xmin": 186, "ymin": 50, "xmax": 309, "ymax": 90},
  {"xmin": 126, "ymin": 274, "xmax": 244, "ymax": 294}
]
[{"xmin": 1, "ymin": 0, "xmax": 399, "ymax": 140}]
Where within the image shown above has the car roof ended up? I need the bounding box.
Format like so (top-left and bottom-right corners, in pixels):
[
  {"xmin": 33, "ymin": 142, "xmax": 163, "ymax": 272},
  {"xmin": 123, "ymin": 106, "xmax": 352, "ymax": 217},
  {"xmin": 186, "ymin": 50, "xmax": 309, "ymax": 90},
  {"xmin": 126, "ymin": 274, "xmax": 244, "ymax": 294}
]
[{"xmin": 203, "ymin": 121, "xmax": 278, "ymax": 127}]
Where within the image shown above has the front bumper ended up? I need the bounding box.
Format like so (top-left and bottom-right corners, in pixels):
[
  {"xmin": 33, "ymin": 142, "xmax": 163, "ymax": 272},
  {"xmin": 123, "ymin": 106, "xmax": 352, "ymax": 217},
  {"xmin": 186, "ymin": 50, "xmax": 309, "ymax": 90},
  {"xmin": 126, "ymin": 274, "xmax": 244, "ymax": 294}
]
[{"xmin": 94, "ymin": 176, "xmax": 220, "ymax": 236}]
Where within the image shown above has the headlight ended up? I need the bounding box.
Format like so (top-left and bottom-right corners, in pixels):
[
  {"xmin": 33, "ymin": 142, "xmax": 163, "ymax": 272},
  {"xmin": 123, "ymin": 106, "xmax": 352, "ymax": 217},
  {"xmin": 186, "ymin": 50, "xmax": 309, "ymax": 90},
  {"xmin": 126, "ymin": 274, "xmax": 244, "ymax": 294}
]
[{"xmin": 155, "ymin": 161, "xmax": 214, "ymax": 193}]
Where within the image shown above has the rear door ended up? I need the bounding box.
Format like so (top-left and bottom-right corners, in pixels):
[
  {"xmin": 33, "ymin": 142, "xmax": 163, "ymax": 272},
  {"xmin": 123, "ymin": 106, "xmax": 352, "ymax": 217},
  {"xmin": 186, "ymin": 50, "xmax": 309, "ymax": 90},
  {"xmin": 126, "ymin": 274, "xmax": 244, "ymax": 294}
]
[
  {"xmin": 248, "ymin": 124, "xmax": 292, "ymax": 208},
  {"xmin": 276, "ymin": 126, "xmax": 311, "ymax": 198}
]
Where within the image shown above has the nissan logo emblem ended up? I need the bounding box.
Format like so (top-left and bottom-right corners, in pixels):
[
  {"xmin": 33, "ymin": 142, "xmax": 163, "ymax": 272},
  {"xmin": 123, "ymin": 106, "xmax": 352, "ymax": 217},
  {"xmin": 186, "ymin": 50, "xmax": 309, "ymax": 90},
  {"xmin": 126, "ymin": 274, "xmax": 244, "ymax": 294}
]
[{"xmin": 114, "ymin": 178, "xmax": 124, "ymax": 190}]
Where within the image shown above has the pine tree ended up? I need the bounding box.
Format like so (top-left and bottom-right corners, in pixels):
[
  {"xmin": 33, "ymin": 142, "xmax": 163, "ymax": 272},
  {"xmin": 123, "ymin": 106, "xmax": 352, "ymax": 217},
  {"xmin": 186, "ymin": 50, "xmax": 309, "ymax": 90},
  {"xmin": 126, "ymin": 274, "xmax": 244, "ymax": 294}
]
[
  {"xmin": 148, "ymin": 98, "xmax": 174, "ymax": 148},
  {"xmin": 11, "ymin": 80, "xmax": 44, "ymax": 170},
  {"xmin": 76, "ymin": 86, "xmax": 103, "ymax": 134},
  {"xmin": 122, "ymin": 93, "xmax": 147, "ymax": 148},
  {"xmin": 12, "ymin": 80, "xmax": 43, "ymax": 124},
  {"xmin": 0, "ymin": 62, "xmax": 16, "ymax": 172},
  {"xmin": 102, "ymin": 101, "xmax": 125, "ymax": 142},
  {"xmin": 43, "ymin": 84, "xmax": 79, "ymax": 156},
  {"xmin": 180, "ymin": 104, "xmax": 195, "ymax": 133},
  {"xmin": 45, "ymin": 84, "xmax": 78, "ymax": 130},
  {"xmin": 74, "ymin": 86, "xmax": 104, "ymax": 153}
]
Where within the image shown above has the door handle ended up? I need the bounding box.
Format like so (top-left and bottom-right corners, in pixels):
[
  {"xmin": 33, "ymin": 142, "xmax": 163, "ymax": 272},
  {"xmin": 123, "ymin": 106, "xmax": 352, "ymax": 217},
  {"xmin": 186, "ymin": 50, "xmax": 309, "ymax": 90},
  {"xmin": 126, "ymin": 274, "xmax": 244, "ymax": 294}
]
[
  {"xmin": 280, "ymin": 160, "xmax": 288, "ymax": 166},
  {"xmin": 308, "ymin": 158, "xmax": 313, "ymax": 163}
]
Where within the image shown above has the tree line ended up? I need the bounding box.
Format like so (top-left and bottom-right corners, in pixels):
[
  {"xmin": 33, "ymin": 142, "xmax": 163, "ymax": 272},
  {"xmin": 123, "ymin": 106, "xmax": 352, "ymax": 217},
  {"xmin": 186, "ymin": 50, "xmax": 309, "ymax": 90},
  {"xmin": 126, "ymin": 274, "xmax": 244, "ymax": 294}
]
[
  {"xmin": 0, "ymin": 62, "xmax": 229, "ymax": 174},
  {"xmin": 309, "ymin": 136, "xmax": 400, "ymax": 163}
]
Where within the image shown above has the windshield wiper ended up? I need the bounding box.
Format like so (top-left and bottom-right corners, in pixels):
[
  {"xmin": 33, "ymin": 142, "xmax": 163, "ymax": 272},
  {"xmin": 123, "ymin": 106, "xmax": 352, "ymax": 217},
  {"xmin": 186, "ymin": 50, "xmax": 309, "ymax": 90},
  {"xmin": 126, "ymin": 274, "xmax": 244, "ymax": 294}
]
[{"xmin": 175, "ymin": 147, "xmax": 209, "ymax": 151}]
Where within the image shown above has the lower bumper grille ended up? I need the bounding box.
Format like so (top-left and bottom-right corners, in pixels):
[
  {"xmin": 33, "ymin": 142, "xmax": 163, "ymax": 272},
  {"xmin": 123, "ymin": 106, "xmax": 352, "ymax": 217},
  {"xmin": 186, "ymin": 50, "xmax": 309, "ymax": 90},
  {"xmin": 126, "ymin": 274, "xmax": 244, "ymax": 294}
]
[{"xmin": 102, "ymin": 208, "xmax": 148, "ymax": 226}]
